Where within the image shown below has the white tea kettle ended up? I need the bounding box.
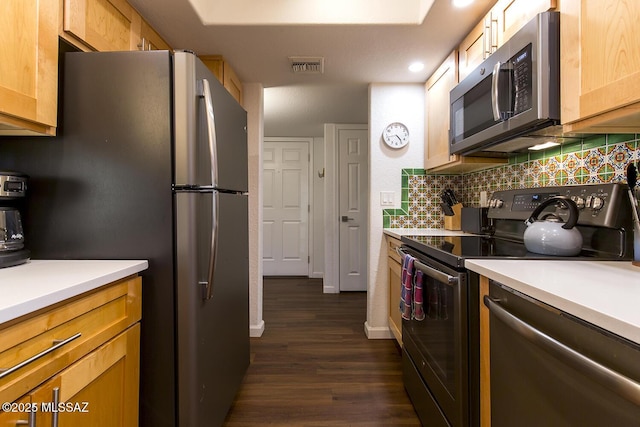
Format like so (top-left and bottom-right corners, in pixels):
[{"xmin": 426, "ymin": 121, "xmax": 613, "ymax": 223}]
[{"xmin": 523, "ymin": 196, "xmax": 583, "ymax": 256}]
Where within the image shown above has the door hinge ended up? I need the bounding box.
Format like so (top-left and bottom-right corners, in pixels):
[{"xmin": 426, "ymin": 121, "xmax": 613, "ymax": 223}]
[
  {"xmin": 308, "ymin": 204, "xmax": 310, "ymax": 213},
  {"xmin": 308, "ymin": 255, "xmax": 310, "ymax": 263}
]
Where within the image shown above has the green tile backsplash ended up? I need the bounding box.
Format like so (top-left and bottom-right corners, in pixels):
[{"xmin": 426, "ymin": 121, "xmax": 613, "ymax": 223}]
[{"xmin": 385, "ymin": 134, "xmax": 639, "ymax": 228}]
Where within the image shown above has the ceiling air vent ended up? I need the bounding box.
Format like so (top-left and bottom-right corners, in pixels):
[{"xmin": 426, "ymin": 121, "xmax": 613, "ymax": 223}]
[{"xmin": 289, "ymin": 56, "xmax": 324, "ymax": 74}]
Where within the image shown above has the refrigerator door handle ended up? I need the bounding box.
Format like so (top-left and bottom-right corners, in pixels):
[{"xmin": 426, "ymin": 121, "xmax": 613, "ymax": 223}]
[
  {"xmin": 199, "ymin": 78, "xmax": 219, "ymax": 188},
  {"xmin": 200, "ymin": 191, "xmax": 219, "ymax": 300}
]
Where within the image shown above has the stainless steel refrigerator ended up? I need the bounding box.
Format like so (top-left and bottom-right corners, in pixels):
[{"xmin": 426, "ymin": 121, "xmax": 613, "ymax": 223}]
[{"xmin": 0, "ymin": 48, "xmax": 249, "ymax": 427}]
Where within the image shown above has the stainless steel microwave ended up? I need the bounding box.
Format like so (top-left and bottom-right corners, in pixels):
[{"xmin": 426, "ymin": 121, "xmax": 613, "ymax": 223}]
[{"xmin": 449, "ymin": 11, "xmax": 560, "ymax": 156}]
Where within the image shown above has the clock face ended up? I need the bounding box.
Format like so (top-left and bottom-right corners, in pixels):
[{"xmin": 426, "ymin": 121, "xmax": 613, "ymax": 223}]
[{"xmin": 382, "ymin": 122, "xmax": 409, "ymax": 148}]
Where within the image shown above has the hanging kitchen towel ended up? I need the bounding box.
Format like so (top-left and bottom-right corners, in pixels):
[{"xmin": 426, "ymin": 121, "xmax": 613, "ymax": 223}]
[
  {"xmin": 413, "ymin": 270, "xmax": 425, "ymax": 321},
  {"xmin": 400, "ymin": 252, "xmax": 415, "ymax": 321}
]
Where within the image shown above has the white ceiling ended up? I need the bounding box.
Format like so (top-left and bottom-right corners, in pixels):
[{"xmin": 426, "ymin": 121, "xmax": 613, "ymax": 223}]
[{"xmin": 128, "ymin": 0, "xmax": 495, "ymax": 136}]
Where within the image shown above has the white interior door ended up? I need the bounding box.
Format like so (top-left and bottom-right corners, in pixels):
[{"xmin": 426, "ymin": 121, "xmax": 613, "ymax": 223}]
[
  {"xmin": 338, "ymin": 129, "xmax": 368, "ymax": 291},
  {"xmin": 262, "ymin": 139, "xmax": 310, "ymax": 276}
]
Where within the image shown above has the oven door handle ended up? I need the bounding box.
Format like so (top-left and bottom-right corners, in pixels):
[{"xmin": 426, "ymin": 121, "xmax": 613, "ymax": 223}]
[
  {"xmin": 484, "ymin": 296, "xmax": 640, "ymax": 406},
  {"xmin": 397, "ymin": 248, "xmax": 459, "ymax": 286},
  {"xmin": 414, "ymin": 260, "xmax": 459, "ymax": 286}
]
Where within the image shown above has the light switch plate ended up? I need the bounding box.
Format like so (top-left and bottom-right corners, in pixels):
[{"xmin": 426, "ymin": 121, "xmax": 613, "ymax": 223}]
[{"xmin": 380, "ymin": 191, "xmax": 395, "ymax": 206}]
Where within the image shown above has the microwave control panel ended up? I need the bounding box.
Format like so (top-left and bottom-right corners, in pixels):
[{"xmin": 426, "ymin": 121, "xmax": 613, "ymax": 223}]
[{"xmin": 512, "ymin": 44, "xmax": 532, "ymax": 116}]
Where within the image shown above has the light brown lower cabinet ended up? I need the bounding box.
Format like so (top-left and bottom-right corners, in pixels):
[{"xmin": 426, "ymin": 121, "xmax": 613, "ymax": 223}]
[
  {"xmin": 0, "ymin": 276, "xmax": 141, "ymax": 426},
  {"xmin": 386, "ymin": 236, "xmax": 403, "ymax": 345}
]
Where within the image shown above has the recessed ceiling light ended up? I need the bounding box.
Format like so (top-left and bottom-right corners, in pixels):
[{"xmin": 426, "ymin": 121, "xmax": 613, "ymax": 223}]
[
  {"xmin": 452, "ymin": 0, "xmax": 474, "ymax": 8},
  {"xmin": 408, "ymin": 62, "xmax": 425, "ymax": 72}
]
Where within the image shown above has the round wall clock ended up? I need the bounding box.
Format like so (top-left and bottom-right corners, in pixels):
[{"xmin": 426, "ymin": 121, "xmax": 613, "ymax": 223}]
[{"xmin": 382, "ymin": 122, "xmax": 409, "ymax": 149}]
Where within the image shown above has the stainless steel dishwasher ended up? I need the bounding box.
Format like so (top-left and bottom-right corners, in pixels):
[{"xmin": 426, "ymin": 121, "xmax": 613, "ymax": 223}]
[{"xmin": 484, "ymin": 280, "xmax": 640, "ymax": 427}]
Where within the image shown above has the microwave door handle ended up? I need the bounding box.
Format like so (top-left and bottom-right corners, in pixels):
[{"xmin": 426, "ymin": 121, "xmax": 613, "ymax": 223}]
[{"xmin": 491, "ymin": 61, "xmax": 502, "ymax": 121}]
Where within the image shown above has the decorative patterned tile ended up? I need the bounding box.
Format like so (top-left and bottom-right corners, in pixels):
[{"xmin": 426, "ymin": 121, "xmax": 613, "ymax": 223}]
[
  {"xmin": 385, "ymin": 136, "xmax": 640, "ymax": 228},
  {"xmin": 584, "ymin": 148, "xmax": 605, "ymax": 173}
]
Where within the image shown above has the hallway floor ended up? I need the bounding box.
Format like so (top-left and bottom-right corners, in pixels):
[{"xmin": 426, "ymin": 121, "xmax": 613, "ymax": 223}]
[{"xmin": 223, "ymin": 277, "xmax": 421, "ymax": 426}]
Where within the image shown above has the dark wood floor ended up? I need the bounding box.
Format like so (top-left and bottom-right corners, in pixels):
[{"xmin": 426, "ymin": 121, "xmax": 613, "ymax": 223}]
[{"xmin": 223, "ymin": 277, "xmax": 421, "ymax": 426}]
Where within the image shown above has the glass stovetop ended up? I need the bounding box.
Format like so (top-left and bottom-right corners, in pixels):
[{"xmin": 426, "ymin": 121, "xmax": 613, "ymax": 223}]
[{"xmin": 400, "ymin": 234, "xmax": 619, "ymax": 268}]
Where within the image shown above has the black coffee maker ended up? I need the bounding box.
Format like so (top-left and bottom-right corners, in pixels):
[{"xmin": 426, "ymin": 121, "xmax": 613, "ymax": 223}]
[{"xmin": 0, "ymin": 171, "xmax": 30, "ymax": 267}]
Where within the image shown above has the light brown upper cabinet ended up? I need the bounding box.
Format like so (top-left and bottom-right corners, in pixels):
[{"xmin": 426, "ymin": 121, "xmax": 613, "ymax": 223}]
[
  {"xmin": 459, "ymin": 0, "xmax": 557, "ymax": 82},
  {"xmin": 140, "ymin": 18, "xmax": 172, "ymax": 51},
  {"xmin": 62, "ymin": 0, "xmax": 172, "ymax": 52},
  {"xmin": 561, "ymin": 0, "xmax": 640, "ymax": 133},
  {"xmin": 199, "ymin": 56, "xmax": 244, "ymax": 105},
  {"xmin": 425, "ymin": 52, "xmax": 506, "ymax": 173},
  {"xmin": 458, "ymin": 21, "xmax": 486, "ymax": 82},
  {"xmin": 425, "ymin": 52, "xmax": 458, "ymax": 170},
  {"xmin": 0, "ymin": 0, "xmax": 58, "ymax": 136},
  {"xmin": 62, "ymin": 0, "xmax": 142, "ymax": 52},
  {"xmin": 491, "ymin": 0, "xmax": 557, "ymax": 50}
]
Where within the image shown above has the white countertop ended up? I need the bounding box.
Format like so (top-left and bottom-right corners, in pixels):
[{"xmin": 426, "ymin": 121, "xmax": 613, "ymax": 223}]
[
  {"xmin": 466, "ymin": 259, "xmax": 640, "ymax": 344},
  {"xmin": 0, "ymin": 260, "xmax": 149, "ymax": 325},
  {"xmin": 383, "ymin": 228, "xmax": 474, "ymax": 239}
]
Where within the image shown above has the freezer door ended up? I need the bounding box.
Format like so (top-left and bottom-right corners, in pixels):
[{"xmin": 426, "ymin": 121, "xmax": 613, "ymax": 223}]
[
  {"xmin": 174, "ymin": 52, "xmax": 248, "ymax": 192},
  {"xmin": 175, "ymin": 191, "xmax": 249, "ymax": 427}
]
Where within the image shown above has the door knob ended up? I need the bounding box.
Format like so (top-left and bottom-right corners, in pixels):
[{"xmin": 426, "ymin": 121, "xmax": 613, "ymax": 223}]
[{"xmin": 341, "ymin": 216, "xmax": 355, "ymax": 222}]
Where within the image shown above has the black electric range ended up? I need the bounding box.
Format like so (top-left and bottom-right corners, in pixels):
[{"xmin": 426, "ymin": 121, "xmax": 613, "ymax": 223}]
[
  {"xmin": 401, "ymin": 183, "xmax": 635, "ymax": 269},
  {"xmin": 399, "ymin": 183, "xmax": 635, "ymax": 427}
]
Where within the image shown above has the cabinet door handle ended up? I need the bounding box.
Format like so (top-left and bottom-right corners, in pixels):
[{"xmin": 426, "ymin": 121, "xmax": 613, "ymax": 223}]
[
  {"xmin": 490, "ymin": 17, "xmax": 499, "ymax": 52},
  {"xmin": 15, "ymin": 408, "xmax": 36, "ymax": 427},
  {"xmin": 51, "ymin": 388, "xmax": 60, "ymax": 427},
  {"xmin": 0, "ymin": 333, "xmax": 82, "ymax": 380},
  {"xmin": 484, "ymin": 21, "xmax": 491, "ymax": 59}
]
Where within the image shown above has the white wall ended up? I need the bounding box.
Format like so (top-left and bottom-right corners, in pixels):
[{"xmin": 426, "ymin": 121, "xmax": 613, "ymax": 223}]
[
  {"xmin": 243, "ymin": 83, "xmax": 265, "ymax": 337},
  {"xmin": 365, "ymin": 83, "xmax": 425, "ymax": 338},
  {"xmin": 252, "ymin": 83, "xmax": 423, "ymax": 337}
]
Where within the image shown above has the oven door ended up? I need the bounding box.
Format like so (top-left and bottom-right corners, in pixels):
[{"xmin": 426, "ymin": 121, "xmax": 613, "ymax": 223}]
[{"xmin": 400, "ymin": 248, "xmax": 469, "ymax": 427}]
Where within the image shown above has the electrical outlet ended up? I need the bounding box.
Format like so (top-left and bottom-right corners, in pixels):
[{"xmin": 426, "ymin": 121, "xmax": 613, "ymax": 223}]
[{"xmin": 380, "ymin": 191, "xmax": 395, "ymax": 206}]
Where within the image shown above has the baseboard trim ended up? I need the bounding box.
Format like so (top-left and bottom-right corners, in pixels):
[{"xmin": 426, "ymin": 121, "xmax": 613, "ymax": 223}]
[
  {"xmin": 250, "ymin": 320, "xmax": 265, "ymax": 337},
  {"xmin": 323, "ymin": 283, "xmax": 339, "ymax": 294},
  {"xmin": 364, "ymin": 322, "xmax": 394, "ymax": 339}
]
